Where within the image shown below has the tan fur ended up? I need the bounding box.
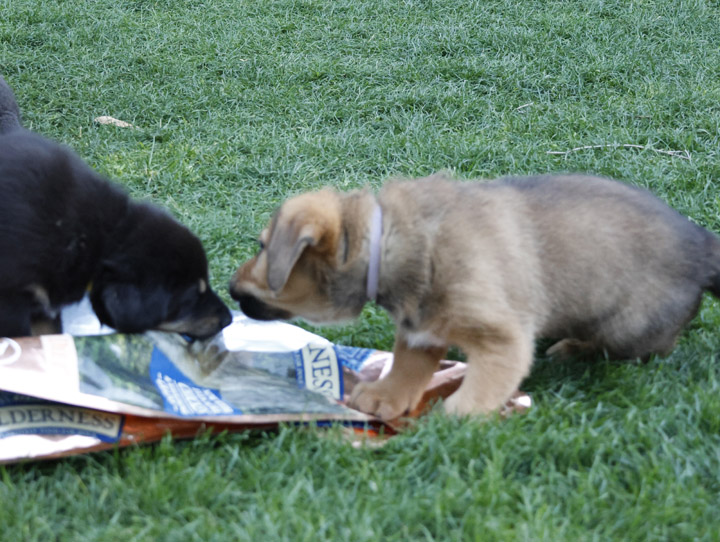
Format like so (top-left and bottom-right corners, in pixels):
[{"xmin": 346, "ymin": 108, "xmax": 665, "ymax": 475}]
[{"xmin": 230, "ymin": 174, "xmax": 720, "ymax": 419}]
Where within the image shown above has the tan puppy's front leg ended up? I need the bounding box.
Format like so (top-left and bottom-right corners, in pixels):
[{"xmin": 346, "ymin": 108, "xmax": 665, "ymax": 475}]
[
  {"xmin": 444, "ymin": 325, "xmax": 534, "ymax": 416},
  {"xmin": 349, "ymin": 336, "xmax": 445, "ymax": 420}
]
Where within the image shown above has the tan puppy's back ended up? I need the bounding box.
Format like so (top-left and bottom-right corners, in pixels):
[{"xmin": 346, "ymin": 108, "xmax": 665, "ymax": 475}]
[{"xmin": 381, "ymin": 174, "xmax": 720, "ymax": 359}]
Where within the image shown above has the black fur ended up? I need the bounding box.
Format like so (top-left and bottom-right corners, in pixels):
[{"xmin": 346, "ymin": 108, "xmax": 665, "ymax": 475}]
[
  {"xmin": 0, "ymin": 75, "xmax": 231, "ymax": 338},
  {"xmin": 0, "ymin": 75, "xmax": 21, "ymax": 133}
]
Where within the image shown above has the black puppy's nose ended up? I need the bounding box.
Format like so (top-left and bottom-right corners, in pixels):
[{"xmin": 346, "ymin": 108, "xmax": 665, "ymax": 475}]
[{"xmin": 218, "ymin": 305, "xmax": 233, "ymax": 329}]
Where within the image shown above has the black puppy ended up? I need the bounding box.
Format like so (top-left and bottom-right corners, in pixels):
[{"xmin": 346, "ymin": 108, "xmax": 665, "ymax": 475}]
[{"xmin": 0, "ymin": 75, "xmax": 232, "ymax": 338}]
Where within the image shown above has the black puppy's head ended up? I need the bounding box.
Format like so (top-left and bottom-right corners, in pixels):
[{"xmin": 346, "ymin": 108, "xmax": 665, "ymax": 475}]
[{"xmin": 90, "ymin": 203, "xmax": 232, "ymax": 339}]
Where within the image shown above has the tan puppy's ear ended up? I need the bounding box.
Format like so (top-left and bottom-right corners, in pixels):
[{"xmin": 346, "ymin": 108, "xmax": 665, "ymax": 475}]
[
  {"xmin": 266, "ymin": 221, "xmax": 320, "ymax": 293},
  {"xmin": 265, "ymin": 190, "xmax": 342, "ymax": 293}
]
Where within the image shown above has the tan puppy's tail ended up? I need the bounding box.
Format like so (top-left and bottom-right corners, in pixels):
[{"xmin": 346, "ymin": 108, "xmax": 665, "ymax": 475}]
[
  {"xmin": 705, "ymin": 234, "xmax": 720, "ymax": 299},
  {"xmin": 709, "ymin": 276, "xmax": 720, "ymax": 300}
]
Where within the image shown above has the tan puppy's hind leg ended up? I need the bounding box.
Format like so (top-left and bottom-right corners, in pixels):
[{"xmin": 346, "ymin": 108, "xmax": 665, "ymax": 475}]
[
  {"xmin": 444, "ymin": 325, "xmax": 534, "ymax": 416},
  {"xmin": 349, "ymin": 337, "xmax": 445, "ymax": 420},
  {"xmin": 545, "ymin": 338, "xmax": 597, "ymax": 360}
]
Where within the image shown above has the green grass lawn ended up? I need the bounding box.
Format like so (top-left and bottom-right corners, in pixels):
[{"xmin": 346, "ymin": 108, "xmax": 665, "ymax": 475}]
[{"xmin": 2, "ymin": 0, "xmax": 720, "ymax": 539}]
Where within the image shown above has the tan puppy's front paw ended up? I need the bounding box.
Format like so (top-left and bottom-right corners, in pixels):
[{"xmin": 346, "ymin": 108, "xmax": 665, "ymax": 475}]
[
  {"xmin": 442, "ymin": 388, "xmax": 498, "ymax": 417},
  {"xmin": 442, "ymin": 390, "xmax": 477, "ymax": 417},
  {"xmin": 348, "ymin": 380, "xmax": 422, "ymax": 420}
]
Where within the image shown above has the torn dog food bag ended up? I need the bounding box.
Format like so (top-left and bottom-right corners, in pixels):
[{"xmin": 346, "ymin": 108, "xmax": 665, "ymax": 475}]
[{"xmin": 0, "ymin": 299, "xmax": 527, "ymax": 463}]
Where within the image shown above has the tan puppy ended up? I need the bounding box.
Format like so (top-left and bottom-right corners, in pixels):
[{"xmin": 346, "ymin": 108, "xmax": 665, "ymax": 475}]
[{"xmin": 229, "ymin": 174, "xmax": 720, "ymax": 419}]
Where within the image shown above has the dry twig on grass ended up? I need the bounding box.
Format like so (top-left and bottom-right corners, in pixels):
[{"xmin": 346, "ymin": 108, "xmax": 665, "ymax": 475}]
[
  {"xmin": 547, "ymin": 143, "xmax": 691, "ymax": 160},
  {"xmin": 94, "ymin": 116, "xmax": 134, "ymax": 129}
]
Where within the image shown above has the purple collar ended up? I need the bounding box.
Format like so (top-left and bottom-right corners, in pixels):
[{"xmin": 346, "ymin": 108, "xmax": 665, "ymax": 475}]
[{"xmin": 366, "ymin": 203, "xmax": 383, "ymax": 301}]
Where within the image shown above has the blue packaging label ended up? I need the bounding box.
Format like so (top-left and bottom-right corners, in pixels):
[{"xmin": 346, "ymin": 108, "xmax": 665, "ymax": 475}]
[
  {"xmin": 150, "ymin": 347, "xmax": 242, "ymax": 416},
  {"xmin": 293, "ymin": 342, "xmax": 345, "ymax": 400},
  {"xmin": 0, "ymin": 392, "xmax": 123, "ymax": 442},
  {"xmin": 333, "ymin": 345, "xmax": 375, "ymax": 371}
]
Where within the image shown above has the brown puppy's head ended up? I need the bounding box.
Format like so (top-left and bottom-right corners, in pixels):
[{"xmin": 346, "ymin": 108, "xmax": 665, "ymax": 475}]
[{"xmin": 229, "ymin": 189, "xmax": 371, "ymax": 324}]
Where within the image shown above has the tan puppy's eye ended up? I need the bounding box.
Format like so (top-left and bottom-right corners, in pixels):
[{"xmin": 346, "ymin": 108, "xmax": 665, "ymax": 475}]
[
  {"xmin": 198, "ymin": 279, "xmax": 207, "ymax": 294},
  {"xmin": 252, "ymin": 229, "xmax": 269, "ymax": 252}
]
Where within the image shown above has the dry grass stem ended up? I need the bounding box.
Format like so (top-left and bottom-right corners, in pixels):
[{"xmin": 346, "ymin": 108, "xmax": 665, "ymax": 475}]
[{"xmin": 547, "ymin": 143, "xmax": 691, "ymax": 160}]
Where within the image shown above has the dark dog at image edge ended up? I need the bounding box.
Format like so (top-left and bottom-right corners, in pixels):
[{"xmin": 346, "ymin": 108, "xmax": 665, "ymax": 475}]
[
  {"xmin": 0, "ymin": 75, "xmax": 231, "ymax": 339},
  {"xmin": 229, "ymin": 173, "xmax": 720, "ymax": 419}
]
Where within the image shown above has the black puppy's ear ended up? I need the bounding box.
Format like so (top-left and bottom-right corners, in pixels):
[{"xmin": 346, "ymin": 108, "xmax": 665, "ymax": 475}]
[
  {"xmin": 90, "ymin": 282, "xmax": 166, "ymax": 333},
  {"xmin": 266, "ymin": 221, "xmax": 320, "ymax": 293},
  {"xmin": 0, "ymin": 75, "xmax": 22, "ymax": 133}
]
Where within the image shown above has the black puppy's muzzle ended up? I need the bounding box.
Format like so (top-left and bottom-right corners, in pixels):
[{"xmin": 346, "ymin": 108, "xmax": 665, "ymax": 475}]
[
  {"xmin": 157, "ymin": 291, "xmax": 233, "ymax": 340},
  {"xmin": 230, "ymin": 292, "xmax": 292, "ymax": 322},
  {"xmin": 189, "ymin": 291, "xmax": 233, "ymax": 338}
]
